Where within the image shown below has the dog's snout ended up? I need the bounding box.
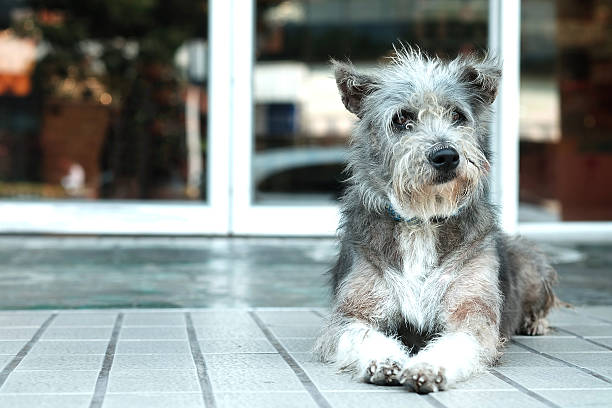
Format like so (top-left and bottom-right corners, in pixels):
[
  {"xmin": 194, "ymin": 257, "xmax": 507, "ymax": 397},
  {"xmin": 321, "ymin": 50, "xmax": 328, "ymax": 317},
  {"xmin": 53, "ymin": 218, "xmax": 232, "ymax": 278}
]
[{"xmin": 429, "ymin": 148, "xmax": 460, "ymax": 171}]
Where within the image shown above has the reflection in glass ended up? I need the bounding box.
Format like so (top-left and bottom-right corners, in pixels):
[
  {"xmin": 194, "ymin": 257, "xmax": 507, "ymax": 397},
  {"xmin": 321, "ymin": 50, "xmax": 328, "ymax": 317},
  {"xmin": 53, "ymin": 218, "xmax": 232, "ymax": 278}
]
[
  {"xmin": 0, "ymin": 1, "xmax": 208, "ymax": 200},
  {"xmin": 520, "ymin": 0, "xmax": 612, "ymax": 221},
  {"xmin": 254, "ymin": 0, "xmax": 488, "ymax": 204}
]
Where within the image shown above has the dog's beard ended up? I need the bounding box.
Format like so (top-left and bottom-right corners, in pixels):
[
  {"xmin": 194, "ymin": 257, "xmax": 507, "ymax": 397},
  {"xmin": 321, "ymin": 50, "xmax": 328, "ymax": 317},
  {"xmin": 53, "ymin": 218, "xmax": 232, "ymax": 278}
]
[{"xmin": 391, "ymin": 155, "xmax": 484, "ymax": 219}]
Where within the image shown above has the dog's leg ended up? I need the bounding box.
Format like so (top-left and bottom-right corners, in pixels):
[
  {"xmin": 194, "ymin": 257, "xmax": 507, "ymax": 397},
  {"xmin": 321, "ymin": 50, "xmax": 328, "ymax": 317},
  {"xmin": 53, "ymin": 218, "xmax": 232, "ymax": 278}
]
[
  {"xmin": 400, "ymin": 249, "xmax": 502, "ymax": 393},
  {"xmin": 315, "ymin": 317, "xmax": 409, "ymax": 385}
]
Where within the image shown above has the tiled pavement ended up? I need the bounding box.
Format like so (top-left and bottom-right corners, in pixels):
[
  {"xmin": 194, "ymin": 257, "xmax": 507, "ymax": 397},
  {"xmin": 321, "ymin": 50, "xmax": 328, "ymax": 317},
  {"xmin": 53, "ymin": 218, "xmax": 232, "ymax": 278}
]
[{"xmin": 0, "ymin": 307, "xmax": 611, "ymax": 408}]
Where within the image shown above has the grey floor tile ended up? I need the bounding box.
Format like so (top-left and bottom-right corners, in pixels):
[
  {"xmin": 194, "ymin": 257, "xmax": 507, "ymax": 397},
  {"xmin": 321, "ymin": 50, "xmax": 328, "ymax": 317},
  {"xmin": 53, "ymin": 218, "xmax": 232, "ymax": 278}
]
[
  {"xmin": 548, "ymin": 352, "xmax": 612, "ymax": 369},
  {"xmin": 494, "ymin": 366, "xmax": 612, "ymax": 390},
  {"xmin": 432, "ymin": 390, "xmax": 549, "ymax": 408},
  {"xmin": 0, "ymin": 314, "xmax": 51, "ymax": 327},
  {"xmin": 41, "ymin": 327, "xmax": 113, "ymax": 340},
  {"xmin": 514, "ymin": 337, "xmax": 609, "ymax": 352},
  {"xmin": 16, "ymin": 354, "xmax": 104, "ymax": 371},
  {"xmin": 503, "ymin": 343, "xmax": 531, "ymax": 353},
  {"xmin": 497, "ymin": 352, "xmax": 565, "ymax": 367},
  {"xmin": 122, "ymin": 313, "xmax": 186, "ymax": 326},
  {"xmin": 52, "ymin": 313, "xmax": 117, "ymax": 327},
  {"xmin": 268, "ymin": 325, "xmax": 322, "ymax": 338},
  {"xmin": 107, "ymin": 369, "xmax": 200, "ymax": 393},
  {"xmin": 29, "ymin": 340, "xmax": 109, "ymax": 355},
  {"xmin": 553, "ymin": 324, "xmax": 612, "ymax": 337},
  {"xmin": 115, "ymin": 340, "xmax": 191, "ymax": 354},
  {"xmin": 0, "ymin": 370, "xmax": 99, "ymax": 393},
  {"xmin": 0, "ymin": 328, "xmax": 37, "ymax": 340},
  {"xmin": 279, "ymin": 338, "xmax": 316, "ymax": 353},
  {"xmin": 120, "ymin": 327, "xmax": 187, "ymax": 340},
  {"xmin": 194, "ymin": 324, "xmax": 266, "ymax": 339},
  {"xmin": 324, "ymin": 391, "xmax": 432, "ymax": 408},
  {"xmin": 0, "ymin": 355, "xmax": 13, "ymax": 371},
  {"xmin": 205, "ymin": 353, "xmax": 290, "ymax": 370},
  {"xmin": 215, "ymin": 392, "xmax": 317, "ymax": 408},
  {"xmin": 102, "ymin": 393, "xmax": 204, "ymax": 408},
  {"xmin": 208, "ymin": 368, "xmax": 304, "ymax": 392},
  {"xmin": 575, "ymin": 306, "xmax": 612, "ymax": 322},
  {"xmin": 198, "ymin": 338, "xmax": 275, "ymax": 354},
  {"xmin": 547, "ymin": 309, "xmax": 604, "ymax": 326},
  {"xmin": 0, "ymin": 394, "xmax": 92, "ymax": 408},
  {"xmin": 112, "ymin": 353, "xmax": 196, "ymax": 370},
  {"xmin": 190, "ymin": 311, "xmax": 255, "ymax": 326},
  {"xmin": 452, "ymin": 372, "xmax": 515, "ymax": 391},
  {"xmin": 0, "ymin": 340, "xmax": 26, "ymax": 354},
  {"xmin": 255, "ymin": 311, "xmax": 322, "ymax": 326},
  {"xmin": 537, "ymin": 389, "xmax": 612, "ymax": 408}
]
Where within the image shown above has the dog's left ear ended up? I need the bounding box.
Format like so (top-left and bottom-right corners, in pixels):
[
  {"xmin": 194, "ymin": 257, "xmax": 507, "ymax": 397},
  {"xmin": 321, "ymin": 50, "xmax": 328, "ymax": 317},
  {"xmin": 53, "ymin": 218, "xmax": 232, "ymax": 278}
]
[
  {"xmin": 458, "ymin": 55, "xmax": 502, "ymax": 106},
  {"xmin": 332, "ymin": 59, "xmax": 378, "ymax": 117}
]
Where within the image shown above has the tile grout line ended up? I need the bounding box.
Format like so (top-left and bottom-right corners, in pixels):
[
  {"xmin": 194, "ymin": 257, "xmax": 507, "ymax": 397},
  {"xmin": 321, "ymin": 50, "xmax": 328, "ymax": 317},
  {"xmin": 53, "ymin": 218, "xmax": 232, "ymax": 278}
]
[
  {"xmin": 249, "ymin": 311, "xmax": 333, "ymax": 408},
  {"xmin": 423, "ymin": 393, "xmax": 450, "ymax": 408},
  {"xmin": 185, "ymin": 312, "xmax": 216, "ymax": 408},
  {"xmin": 554, "ymin": 327, "xmax": 612, "ymax": 352},
  {"xmin": 490, "ymin": 369, "xmax": 562, "ymax": 408},
  {"xmin": 0, "ymin": 312, "xmax": 57, "ymax": 389},
  {"xmin": 310, "ymin": 310, "xmax": 325, "ymax": 319},
  {"xmin": 89, "ymin": 312, "xmax": 123, "ymax": 408},
  {"xmin": 510, "ymin": 340, "xmax": 612, "ymax": 385}
]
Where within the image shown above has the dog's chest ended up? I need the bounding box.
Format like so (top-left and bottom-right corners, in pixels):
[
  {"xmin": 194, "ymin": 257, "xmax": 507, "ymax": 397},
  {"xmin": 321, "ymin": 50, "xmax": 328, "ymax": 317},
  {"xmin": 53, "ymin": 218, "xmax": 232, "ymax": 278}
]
[{"xmin": 389, "ymin": 225, "xmax": 450, "ymax": 331}]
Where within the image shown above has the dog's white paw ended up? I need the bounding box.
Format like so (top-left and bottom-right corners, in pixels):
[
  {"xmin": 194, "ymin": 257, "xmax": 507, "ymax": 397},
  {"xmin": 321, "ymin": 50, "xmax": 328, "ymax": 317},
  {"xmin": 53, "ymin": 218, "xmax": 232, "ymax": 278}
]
[
  {"xmin": 399, "ymin": 362, "xmax": 447, "ymax": 394},
  {"xmin": 365, "ymin": 359, "xmax": 404, "ymax": 386}
]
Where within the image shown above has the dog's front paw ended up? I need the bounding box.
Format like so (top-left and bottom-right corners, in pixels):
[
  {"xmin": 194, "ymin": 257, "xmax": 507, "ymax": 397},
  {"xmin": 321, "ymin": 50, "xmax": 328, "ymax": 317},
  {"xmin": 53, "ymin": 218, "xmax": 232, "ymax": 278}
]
[
  {"xmin": 399, "ymin": 362, "xmax": 447, "ymax": 394},
  {"xmin": 365, "ymin": 359, "xmax": 403, "ymax": 386}
]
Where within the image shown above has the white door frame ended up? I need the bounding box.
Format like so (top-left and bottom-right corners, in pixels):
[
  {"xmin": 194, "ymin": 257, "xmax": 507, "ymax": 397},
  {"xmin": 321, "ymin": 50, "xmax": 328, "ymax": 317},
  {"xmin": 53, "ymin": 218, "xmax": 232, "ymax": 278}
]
[
  {"xmin": 229, "ymin": 0, "xmax": 339, "ymax": 236},
  {"xmin": 0, "ymin": 0, "xmax": 231, "ymax": 235}
]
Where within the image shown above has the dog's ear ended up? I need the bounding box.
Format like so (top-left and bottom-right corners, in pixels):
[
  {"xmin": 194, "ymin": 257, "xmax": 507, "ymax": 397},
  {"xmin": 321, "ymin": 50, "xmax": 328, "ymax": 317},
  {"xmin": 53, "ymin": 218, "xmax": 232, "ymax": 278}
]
[
  {"xmin": 459, "ymin": 55, "xmax": 502, "ymax": 106},
  {"xmin": 332, "ymin": 59, "xmax": 377, "ymax": 117}
]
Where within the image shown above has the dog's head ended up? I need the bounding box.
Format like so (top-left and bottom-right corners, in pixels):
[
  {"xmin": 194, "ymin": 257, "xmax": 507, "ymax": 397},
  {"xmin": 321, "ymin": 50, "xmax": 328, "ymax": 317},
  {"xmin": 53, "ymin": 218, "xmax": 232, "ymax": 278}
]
[{"xmin": 334, "ymin": 46, "xmax": 501, "ymax": 220}]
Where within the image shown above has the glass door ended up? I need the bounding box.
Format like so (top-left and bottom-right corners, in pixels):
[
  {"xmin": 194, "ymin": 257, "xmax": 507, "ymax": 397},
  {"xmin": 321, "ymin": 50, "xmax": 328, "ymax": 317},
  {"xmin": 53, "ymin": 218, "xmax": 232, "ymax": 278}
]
[
  {"xmin": 0, "ymin": 0, "xmax": 230, "ymax": 234},
  {"xmin": 231, "ymin": 0, "xmax": 491, "ymax": 235},
  {"xmin": 517, "ymin": 0, "xmax": 612, "ymax": 240}
]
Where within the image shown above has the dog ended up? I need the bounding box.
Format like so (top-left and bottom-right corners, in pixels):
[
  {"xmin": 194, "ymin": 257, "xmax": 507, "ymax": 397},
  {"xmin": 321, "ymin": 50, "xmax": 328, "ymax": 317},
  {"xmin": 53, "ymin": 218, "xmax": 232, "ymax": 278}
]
[{"xmin": 314, "ymin": 46, "xmax": 558, "ymax": 394}]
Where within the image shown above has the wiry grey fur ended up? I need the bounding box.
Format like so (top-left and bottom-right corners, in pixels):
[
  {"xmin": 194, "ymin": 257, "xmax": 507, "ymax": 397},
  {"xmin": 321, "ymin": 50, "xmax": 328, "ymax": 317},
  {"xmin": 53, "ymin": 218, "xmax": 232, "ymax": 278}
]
[{"xmin": 314, "ymin": 46, "xmax": 558, "ymax": 394}]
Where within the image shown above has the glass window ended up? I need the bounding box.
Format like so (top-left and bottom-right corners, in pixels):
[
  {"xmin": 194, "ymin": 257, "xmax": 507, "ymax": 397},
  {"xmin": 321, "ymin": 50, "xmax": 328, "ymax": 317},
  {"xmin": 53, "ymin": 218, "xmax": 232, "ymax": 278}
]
[
  {"xmin": 520, "ymin": 0, "xmax": 612, "ymax": 221},
  {"xmin": 0, "ymin": 1, "xmax": 209, "ymax": 201},
  {"xmin": 253, "ymin": 0, "xmax": 488, "ymax": 204}
]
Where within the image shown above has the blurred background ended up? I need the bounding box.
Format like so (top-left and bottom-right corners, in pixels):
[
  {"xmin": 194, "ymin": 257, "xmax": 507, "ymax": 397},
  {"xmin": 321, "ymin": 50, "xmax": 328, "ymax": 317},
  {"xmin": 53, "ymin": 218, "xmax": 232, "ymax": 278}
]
[
  {"xmin": 0, "ymin": 0, "xmax": 610, "ymax": 309},
  {"xmin": 0, "ymin": 0, "xmax": 610, "ymax": 235}
]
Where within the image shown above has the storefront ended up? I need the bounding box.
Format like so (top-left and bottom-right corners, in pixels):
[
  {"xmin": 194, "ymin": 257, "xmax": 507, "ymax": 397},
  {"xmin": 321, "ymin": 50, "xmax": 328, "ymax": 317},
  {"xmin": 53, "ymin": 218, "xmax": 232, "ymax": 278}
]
[{"xmin": 0, "ymin": 0, "xmax": 610, "ymax": 239}]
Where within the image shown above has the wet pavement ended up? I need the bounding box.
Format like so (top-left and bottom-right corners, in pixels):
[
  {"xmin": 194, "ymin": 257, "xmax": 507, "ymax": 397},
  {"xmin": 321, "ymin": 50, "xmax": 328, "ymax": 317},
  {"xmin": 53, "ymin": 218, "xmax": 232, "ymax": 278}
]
[
  {"xmin": 0, "ymin": 237, "xmax": 610, "ymax": 309},
  {"xmin": 0, "ymin": 237, "xmax": 611, "ymax": 407}
]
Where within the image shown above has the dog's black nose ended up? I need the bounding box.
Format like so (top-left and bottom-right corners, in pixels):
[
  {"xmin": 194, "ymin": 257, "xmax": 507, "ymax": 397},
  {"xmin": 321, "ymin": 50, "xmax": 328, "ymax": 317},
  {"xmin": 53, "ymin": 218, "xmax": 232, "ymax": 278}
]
[{"xmin": 429, "ymin": 148, "xmax": 460, "ymax": 171}]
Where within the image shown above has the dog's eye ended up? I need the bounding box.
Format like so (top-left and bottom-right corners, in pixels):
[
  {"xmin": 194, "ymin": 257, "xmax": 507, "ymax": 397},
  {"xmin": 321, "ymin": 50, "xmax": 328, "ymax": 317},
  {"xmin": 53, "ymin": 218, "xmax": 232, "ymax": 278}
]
[
  {"xmin": 392, "ymin": 109, "xmax": 417, "ymax": 129},
  {"xmin": 451, "ymin": 109, "xmax": 467, "ymax": 124}
]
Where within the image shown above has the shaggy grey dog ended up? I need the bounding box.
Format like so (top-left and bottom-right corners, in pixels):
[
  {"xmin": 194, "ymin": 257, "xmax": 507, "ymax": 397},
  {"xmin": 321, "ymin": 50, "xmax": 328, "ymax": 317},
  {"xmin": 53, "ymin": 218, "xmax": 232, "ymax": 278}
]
[{"xmin": 314, "ymin": 47, "xmax": 558, "ymax": 394}]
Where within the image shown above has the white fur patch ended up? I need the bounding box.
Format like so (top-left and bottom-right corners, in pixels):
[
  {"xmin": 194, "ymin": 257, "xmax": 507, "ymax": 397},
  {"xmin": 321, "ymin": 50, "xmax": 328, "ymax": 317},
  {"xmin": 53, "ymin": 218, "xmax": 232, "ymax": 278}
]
[
  {"xmin": 334, "ymin": 321, "xmax": 408, "ymax": 375},
  {"xmin": 407, "ymin": 331, "xmax": 484, "ymax": 385},
  {"xmin": 385, "ymin": 223, "xmax": 453, "ymax": 332}
]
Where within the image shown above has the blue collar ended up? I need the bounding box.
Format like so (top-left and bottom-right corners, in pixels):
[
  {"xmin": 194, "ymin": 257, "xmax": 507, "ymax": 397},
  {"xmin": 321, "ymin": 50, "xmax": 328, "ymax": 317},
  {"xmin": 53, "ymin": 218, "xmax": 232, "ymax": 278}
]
[
  {"xmin": 385, "ymin": 204, "xmax": 448, "ymax": 225},
  {"xmin": 385, "ymin": 204, "xmax": 421, "ymax": 225}
]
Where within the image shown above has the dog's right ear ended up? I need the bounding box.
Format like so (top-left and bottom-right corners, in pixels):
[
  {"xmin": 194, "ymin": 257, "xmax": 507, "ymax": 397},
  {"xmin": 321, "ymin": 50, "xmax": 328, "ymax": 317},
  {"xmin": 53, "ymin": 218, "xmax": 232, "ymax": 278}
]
[{"xmin": 332, "ymin": 60, "xmax": 377, "ymax": 118}]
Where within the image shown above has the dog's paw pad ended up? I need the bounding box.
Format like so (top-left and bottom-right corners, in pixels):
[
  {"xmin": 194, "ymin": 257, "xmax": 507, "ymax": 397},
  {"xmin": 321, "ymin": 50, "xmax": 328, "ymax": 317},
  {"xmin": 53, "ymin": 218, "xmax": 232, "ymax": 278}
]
[
  {"xmin": 399, "ymin": 363, "xmax": 446, "ymax": 394},
  {"xmin": 365, "ymin": 359, "xmax": 403, "ymax": 386}
]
